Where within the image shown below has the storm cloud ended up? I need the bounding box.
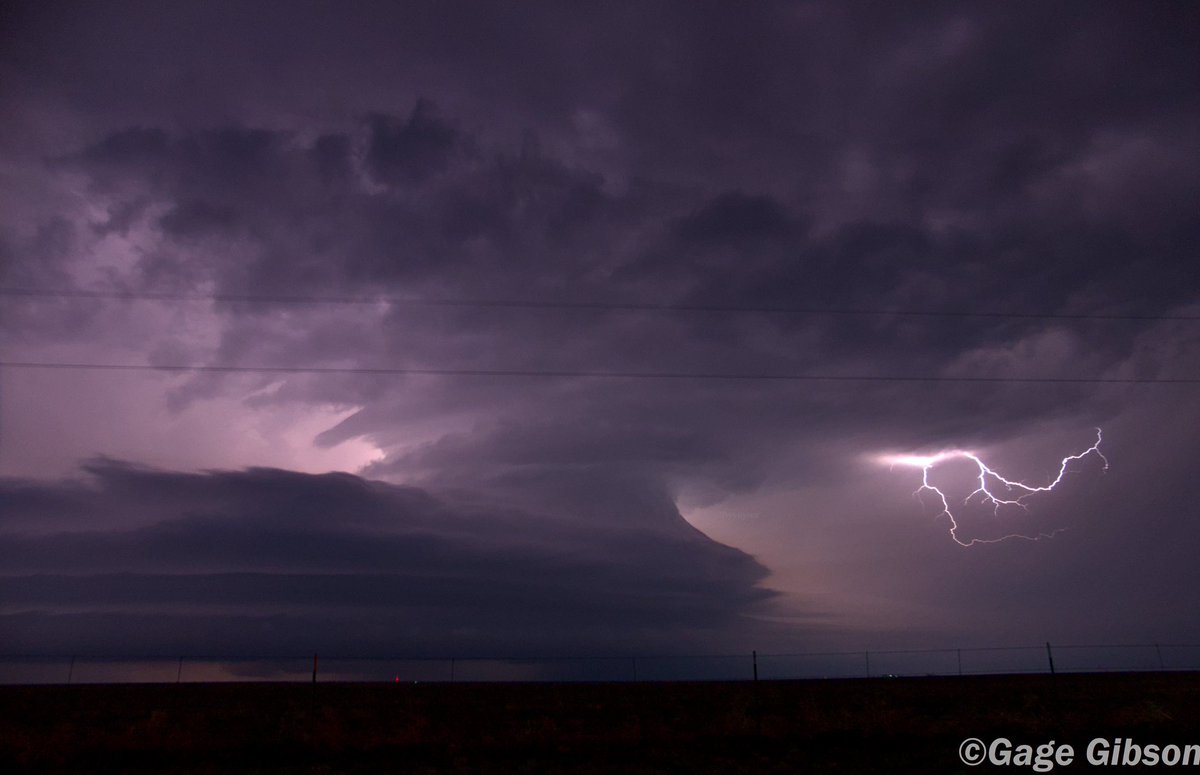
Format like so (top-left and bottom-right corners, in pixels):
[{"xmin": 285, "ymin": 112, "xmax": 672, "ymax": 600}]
[
  {"xmin": 0, "ymin": 461, "xmax": 777, "ymax": 655},
  {"xmin": 1, "ymin": 1, "xmax": 1197, "ymax": 660}
]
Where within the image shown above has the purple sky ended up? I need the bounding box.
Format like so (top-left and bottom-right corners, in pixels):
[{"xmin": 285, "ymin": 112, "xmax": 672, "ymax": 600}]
[{"xmin": 1, "ymin": 1, "xmax": 1198, "ymax": 660}]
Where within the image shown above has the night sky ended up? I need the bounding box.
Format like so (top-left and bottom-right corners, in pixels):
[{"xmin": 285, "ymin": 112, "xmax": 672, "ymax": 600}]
[{"xmin": 1, "ymin": 1, "xmax": 1198, "ymax": 663}]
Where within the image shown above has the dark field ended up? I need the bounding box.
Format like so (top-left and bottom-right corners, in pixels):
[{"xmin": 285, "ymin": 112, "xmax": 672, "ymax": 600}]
[{"xmin": 3, "ymin": 673, "xmax": 1198, "ymax": 773}]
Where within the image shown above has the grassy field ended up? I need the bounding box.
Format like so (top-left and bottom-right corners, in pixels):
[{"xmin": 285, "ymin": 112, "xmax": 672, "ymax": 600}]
[{"xmin": 3, "ymin": 673, "xmax": 1198, "ymax": 773}]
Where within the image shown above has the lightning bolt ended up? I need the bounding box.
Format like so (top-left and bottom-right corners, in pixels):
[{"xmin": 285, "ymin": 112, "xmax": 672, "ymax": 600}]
[{"xmin": 879, "ymin": 429, "xmax": 1107, "ymax": 547}]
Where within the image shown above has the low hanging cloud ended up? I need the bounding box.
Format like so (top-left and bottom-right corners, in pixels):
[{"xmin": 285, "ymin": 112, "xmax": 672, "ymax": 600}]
[{"xmin": 0, "ymin": 460, "xmax": 781, "ymax": 656}]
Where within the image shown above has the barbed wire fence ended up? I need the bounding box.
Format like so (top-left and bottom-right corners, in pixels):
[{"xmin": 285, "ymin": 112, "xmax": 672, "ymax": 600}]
[{"xmin": 2, "ymin": 643, "xmax": 1198, "ymax": 686}]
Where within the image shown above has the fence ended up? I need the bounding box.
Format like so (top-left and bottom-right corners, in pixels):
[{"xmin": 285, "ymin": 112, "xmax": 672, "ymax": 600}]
[{"xmin": 2, "ymin": 642, "xmax": 1198, "ymax": 685}]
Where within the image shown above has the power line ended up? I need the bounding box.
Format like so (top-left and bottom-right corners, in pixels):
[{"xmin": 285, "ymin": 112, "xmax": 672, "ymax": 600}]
[
  {"xmin": 2, "ymin": 287, "xmax": 1196, "ymax": 322},
  {"xmin": 1, "ymin": 361, "xmax": 1195, "ymax": 384}
]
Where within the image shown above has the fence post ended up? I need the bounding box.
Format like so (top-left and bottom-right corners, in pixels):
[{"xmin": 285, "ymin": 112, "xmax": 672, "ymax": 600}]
[
  {"xmin": 67, "ymin": 654, "xmax": 75, "ymax": 685},
  {"xmin": 176, "ymin": 656, "xmax": 184, "ymax": 684},
  {"xmin": 312, "ymin": 653, "xmax": 318, "ymax": 685},
  {"xmin": 1045, "ymin": 642, "xmax": 1056, "ymax": 676},
  {"xmin": 752, "ymin": 650, "xmax": 758, "ymax": 682},
  {"xmin": 1155, "ymin": 644, "xmax": 1164, "ymax": 670}
]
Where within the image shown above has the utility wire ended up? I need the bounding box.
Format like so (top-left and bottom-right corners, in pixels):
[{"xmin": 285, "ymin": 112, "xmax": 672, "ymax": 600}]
[
  {"xmin": 1, "ymin": 361, "xmax": 1195, "ymax": 384},
  {"xmin": 2, "ymin": 287, "xmax": 1196, "ymax": 322}
]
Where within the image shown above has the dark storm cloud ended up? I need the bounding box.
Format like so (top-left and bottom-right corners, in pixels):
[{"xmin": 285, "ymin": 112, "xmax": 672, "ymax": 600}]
[
  {"xmin": 33, "ymin": 0, "xmax": 1195, "ymax": 331},
  {"xmin": 48, "ymin": 111, "xmax": 630, "ymax": 305},
  {"xmin": 0, "ymin": 461, "xmax": 777, "ymax": 654},
  {"xmin": 157, "ymin": 201, "xmax": 240, "ymax": 238},
  {"xmin": 1, "ymin": 0, "xmax": 1198, "ymax": 655},
  {"xmin": 673, "ymin": 192, "xmax": 797, "ymax": 245},
  {"xmin": 364, "ymin": 100, "xmax": 463, "ymax": 186},
  {"xmin": 44, "ymin": 106, "xmax": 1165, "ymax": 408}
]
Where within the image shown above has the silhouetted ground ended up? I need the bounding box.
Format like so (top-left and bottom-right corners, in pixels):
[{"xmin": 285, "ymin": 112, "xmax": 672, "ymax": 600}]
[{"xmin": 2, "ymin": 673, "xmax": 1198, "ymax": 773}]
